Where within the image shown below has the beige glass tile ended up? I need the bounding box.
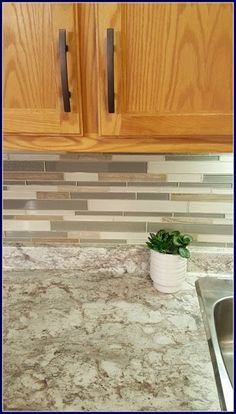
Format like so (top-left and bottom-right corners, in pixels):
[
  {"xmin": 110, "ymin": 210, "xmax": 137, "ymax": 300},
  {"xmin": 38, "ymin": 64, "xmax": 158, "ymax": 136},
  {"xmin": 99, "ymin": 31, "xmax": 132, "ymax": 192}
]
[
  {"xmin": 197, "ymin": 234, "xmax": 233, "ymax": 243},
  {"xmin": 3, "ymin": 191, "xmax": 37, "ymax": 199},
  {"xmin": 4, "ymin": 220, "xmax": 51, "ymax": 231},
  {"xmin": 171, "ymin": 194, "xmax": 233, "ymax": 202},
  {"xmin": 88, "ymin": 200, "xmax": 188, "ymax": 213},
  {"xmin": 64, "ymin": 173, "xmax": 98, "ymax": 181},
  {"xmin": 148, "ymin": 161, "xmax": 233, "ymax": 174},
  {"xmin": 167, "ymin": 174, "xmax": 203, "ymax": 183},
  {"xmin": 98, "ymin": 173, "xmax": 166, "ymax": 182},
  {"xmin": 36, "ymin": 192, "xmax": 70, "ymax": 200},
  {"xmin": 189, "ymin": 202, "xmax": 233, "ymax": 214}
]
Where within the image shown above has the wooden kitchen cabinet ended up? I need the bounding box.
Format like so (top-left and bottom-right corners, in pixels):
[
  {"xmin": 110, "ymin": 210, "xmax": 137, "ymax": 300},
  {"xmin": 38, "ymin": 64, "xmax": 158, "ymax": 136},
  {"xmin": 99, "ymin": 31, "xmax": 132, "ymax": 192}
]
[
  {"xmin": 3, "ymin": 2, "xmax": 233, "ymax": 152},
  {"xmin": 3, "ymin": 3, "xmax": 83, "ymax": 135},
  {"xmin": 96, "ymin": 3, "xmax": 232, "ymax": 137}
]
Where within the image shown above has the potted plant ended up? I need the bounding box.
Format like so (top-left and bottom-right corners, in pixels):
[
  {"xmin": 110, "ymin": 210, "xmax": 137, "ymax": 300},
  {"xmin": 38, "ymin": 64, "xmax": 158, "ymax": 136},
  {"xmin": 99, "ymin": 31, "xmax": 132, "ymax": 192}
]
[{"xmin": 146, "ymin": 229, "xmax": 193, "ymax": 293}]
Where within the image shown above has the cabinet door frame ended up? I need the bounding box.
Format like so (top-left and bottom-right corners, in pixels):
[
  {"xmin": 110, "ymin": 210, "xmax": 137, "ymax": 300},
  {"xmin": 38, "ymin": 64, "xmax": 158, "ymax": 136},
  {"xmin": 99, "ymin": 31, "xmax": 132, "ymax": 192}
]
[
  {"xmin": 3, "ymin": 3, "xmax": 83, "ymax": 135},
  {"xmin": 96, "ymin": 3, "xmax": 232, "ymax": 137}
]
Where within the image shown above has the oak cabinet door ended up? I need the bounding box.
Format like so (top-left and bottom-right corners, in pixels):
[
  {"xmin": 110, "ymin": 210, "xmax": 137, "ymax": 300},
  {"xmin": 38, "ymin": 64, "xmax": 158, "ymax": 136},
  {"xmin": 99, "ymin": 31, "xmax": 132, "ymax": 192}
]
[
  {"xmin": 3, "ymin": 3, "xmax": 83, "ymax": 135},
  {"xmin": 96, "ymin": 3, "xmax": 232, "ymax": 137}
]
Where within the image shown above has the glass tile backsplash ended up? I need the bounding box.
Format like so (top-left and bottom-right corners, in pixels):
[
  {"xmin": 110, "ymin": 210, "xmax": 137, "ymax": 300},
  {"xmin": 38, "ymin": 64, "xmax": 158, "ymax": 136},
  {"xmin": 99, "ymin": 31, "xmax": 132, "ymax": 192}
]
[{"xmin": 3, "ymin": 152, "xmax": 233, "ymax": 247}]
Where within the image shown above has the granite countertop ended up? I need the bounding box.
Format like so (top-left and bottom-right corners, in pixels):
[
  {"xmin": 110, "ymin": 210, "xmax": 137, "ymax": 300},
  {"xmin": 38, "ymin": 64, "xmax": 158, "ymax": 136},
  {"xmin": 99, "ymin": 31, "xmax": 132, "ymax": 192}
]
[{"xmin": 3, "ymin": 269, "xmax": 222, "ymax": 412}]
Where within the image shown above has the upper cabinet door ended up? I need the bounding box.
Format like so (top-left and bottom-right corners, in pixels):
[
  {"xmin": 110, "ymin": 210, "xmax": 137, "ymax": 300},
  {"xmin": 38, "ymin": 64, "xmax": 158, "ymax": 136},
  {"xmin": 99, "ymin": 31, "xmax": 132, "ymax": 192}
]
[
  {"xmin": 96, "ymin": 3, "xmax": 232, "ymax": 137},
  {"xmin": 3, "ymin": 3, "xmax": 83, "ymax": 135}
]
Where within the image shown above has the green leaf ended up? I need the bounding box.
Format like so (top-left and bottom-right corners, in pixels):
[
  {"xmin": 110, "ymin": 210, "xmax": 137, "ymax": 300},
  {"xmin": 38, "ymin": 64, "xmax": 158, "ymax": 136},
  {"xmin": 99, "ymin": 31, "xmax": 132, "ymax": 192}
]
[
  {"xmin": 178, "ymin": 247, "xmax": 190, "ymax": 259},
  {"xmin": 182, "ymin": 234, "xmax": 193, "ymax": 245},
  {"xmin": 156, "ymin": 229, "xmax": 166, "ymax": 241},
  {"xmin": 170, "ymin": 230, "xmax": 180, "ymax": 236},
  {"xmin": 173, "ymin": 235, "xmax": 182, "ymax": 246}
]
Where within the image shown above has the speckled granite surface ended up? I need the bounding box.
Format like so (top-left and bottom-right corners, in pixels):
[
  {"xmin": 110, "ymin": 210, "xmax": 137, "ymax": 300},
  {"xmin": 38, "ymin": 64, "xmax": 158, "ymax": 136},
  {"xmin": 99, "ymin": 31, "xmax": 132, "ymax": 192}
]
[
  {"xmin": 3, "ymin": 245, "xmax": 233, "ymax": 275},
  {"xmin": 3, "ymin": 269, "xmax": 224, "ymax": 412}
]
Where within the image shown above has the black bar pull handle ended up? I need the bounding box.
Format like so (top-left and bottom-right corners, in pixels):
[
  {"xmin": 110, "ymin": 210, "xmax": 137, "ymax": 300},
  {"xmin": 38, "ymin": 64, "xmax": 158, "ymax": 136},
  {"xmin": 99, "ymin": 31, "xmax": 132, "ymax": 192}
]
[
  {"xmin": 59, "ymin": 29, "xmax": 71, "ymax": 113},
  {"xmin": 107, "ymin": 28, "xmax": 115, "ymax": 113}
]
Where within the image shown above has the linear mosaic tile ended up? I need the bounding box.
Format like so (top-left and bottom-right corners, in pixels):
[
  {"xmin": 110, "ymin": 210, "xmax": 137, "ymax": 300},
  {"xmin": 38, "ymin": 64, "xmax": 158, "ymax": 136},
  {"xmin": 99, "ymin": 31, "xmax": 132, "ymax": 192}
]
[
  {"xmin": 148, "ymin": 161, "xmax": 233, "ymax": 174},
  {"xmin": 203, "ymin": 175, "xmax": 233, "ymax": 183},
  {"xmin": 45, "ymin": 161, "xmax": 147, "ymax": 173},
  {"xmin": 3, "ymin": 161, "xmax": 45, "ymax": 171},
  {"xmin": 137, "ymin": 193, "xmax": 169, "ymax": 200},
  {"xmin": 3, "ymin": 152, "xmax": 233, "ymax": 248},
  {"xmin": 4, "ymin": 172, "xmax": 64, "ymax": 181},
  {"xmin": 51, "ymin": 221, "xmax": 146, "ymax": 232},
  {"xmin": 170, "ymin": 194, "xmax": 232, "ymax": 201},
  {"xmin": 71, "ymin": 192, "xmax": 136, "ymax": 200},
  {"xmin": 147, "ymin": 223, "xmax": 232, "ymax": 235},
  {"xmin": 4, "ymin": 200, "xmax": 88, "ymax": 210},
  {"xmin": 36, "ymin": 192, "xmax": 70, "ymax": 200},
  {"xmin": 87, "ymin": 200, "xmax": 189, "ymax": 213}
]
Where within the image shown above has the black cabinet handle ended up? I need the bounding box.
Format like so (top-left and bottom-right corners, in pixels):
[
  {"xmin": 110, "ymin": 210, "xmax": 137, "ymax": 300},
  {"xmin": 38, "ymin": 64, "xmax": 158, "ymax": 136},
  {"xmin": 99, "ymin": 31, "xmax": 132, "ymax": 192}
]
[
  {"xmin": 107, "ymin": 28, "xmax": 115, "ymax": 113},
  {"xmin": 59, "ymin": 29, "xmax": 71, "ymax": 113}
]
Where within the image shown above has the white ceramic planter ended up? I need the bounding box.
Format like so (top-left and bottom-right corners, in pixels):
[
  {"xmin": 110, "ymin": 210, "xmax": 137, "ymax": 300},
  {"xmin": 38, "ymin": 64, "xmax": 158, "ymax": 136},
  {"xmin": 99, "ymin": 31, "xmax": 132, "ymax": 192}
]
[{"xmin": 150, "ymin": 250, "xmax": 187, "ymax": 293}]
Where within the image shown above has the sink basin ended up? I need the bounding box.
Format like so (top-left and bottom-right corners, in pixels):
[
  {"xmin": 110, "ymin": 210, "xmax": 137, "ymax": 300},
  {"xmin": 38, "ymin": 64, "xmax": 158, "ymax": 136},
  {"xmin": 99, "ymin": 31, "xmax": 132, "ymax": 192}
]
[
  {"xmin": 214, "ymin": 297, "xmax": 233, "ymax": 386},
  {"xmin": 195, "ymin": 277, "xmax": 233, "ymax": 411}
]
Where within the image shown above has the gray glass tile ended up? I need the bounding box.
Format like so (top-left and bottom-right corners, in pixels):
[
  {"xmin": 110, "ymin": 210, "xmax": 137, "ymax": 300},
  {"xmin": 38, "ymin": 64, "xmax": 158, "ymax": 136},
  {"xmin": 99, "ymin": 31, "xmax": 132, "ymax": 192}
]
[
  {"xmin": 27, "ymin": 181, "xmax": 76, "ymax": 186},
  {"xmin": 173, "ymin": 213, "xmax": 225, "ymax": 218},
  {"xmin": 4, "ymin": 200, "xmax": 87, "ymax": 210},
  {"xmin": 179, "ymin": 182, "xmax": 232, "ymax": 188},
  {"xmin": 4, "ymin": 161, "xmax": 44, "ymax": 171},
  {"xmin": 127, "ymin": 182, "xmax": 177, "ymax": 187},
  {"xmin": 77, "ymin": 181, "xmax": 126, "ymax": 187},
  {"xmin": 4, "ymin": 181, "xmax": 26, "ymax": 185},
  {"xmin": 191, "ymin": 242, "xmax": 226, "ymax": 247},
  {"xmin": 124, "ymin": 212, "xmax": 172, "ymax": 217},
  {"xmin": 4, "ymin": 237, "xmax": 32, "ymax": 242},
  {"xmin": 5, "ymin": 231, "xmax": 67, "ymax": 238},
  {"xmin": 71, "ymin": 192, "xmax": 135, "ymax": 200},
  {"xmin": 59, "ymin": 154, "xmax": 113, "ymax": 160},
  {"xmin": 45, "ymin": 161, "xmax": 147, "ymax": 173},
  {"xmin": 75, "ymin": 211, "xmax": 123, "ymax": 216},
  {"xmin": 165, "ymin": 155, "xmax": 220, "ymax": 161},
  {"xmin": 4, "ymin": 172, "xmax": 64, "ymax": 181},
  {"xmin": 137, "ymin": 193, "xmax": 169, "ymax": 200},
  {"xmin": 171, "ymin": 194, "xmax": 232, "ymax": 201},
  {"xmin": 7, "ymin": 153, "xmax": 60, "ymax": 161},
  {"xmin": 80, "ymin": 239, "xmax": 127, "ymax": 244},
  {"xmin": 203, "ymin": 175, "xmax": 233, "ymax": 184},
  {"xmin": 31, "ymin": 240, "xmax": 81, "ymax": 245},
  {"xmin": 51, "ymin": 221, "xmax": 146, "ymax": 232},
  {"xmin": 147, "ymin": 223, "xmax": 232, "ymax": 235}
]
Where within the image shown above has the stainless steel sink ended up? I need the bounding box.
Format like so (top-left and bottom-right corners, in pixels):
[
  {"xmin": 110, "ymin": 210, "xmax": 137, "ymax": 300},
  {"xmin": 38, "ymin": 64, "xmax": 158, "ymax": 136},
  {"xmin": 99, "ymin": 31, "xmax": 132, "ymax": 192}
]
[
  {"xmin": 195, "ymin": 277, "xmax": 233, "ymax": 411},
  {"xmin": 214, "ymin": 297, "xmax": 233, "ymax": 387}
]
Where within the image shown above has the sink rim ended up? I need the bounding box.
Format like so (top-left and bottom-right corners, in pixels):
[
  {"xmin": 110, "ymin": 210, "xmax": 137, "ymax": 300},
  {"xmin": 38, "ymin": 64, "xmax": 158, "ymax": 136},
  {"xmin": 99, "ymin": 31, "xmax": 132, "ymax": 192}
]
[
  {"xmin": 195, "ymin": 277, "xmax": 233, "ymax": 412},
  {"xmin": 213, "ymin": 296, "xmax": 233, "ymax": 386}
]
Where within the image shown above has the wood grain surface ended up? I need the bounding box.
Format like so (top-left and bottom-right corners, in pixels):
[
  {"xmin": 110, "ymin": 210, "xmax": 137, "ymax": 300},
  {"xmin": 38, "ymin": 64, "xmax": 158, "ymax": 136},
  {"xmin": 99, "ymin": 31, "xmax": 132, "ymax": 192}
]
[
  {"xmin": 78, "ymin": 3, "xmax": 98, "ymax": 135},
  {"xmin": 4, "ymin": 134, "xmax": 232, "ymax": 153},
  {"xmin": 3, "ymin": 3, "xmax": 233, "ymax": 152},
  {"xmin": 96, "ymin": 3, "xmax": 232, "ymax": 136},
  {"xmin": 3, "ymin": 3, "xmax": 83, "ymax": 134}
]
